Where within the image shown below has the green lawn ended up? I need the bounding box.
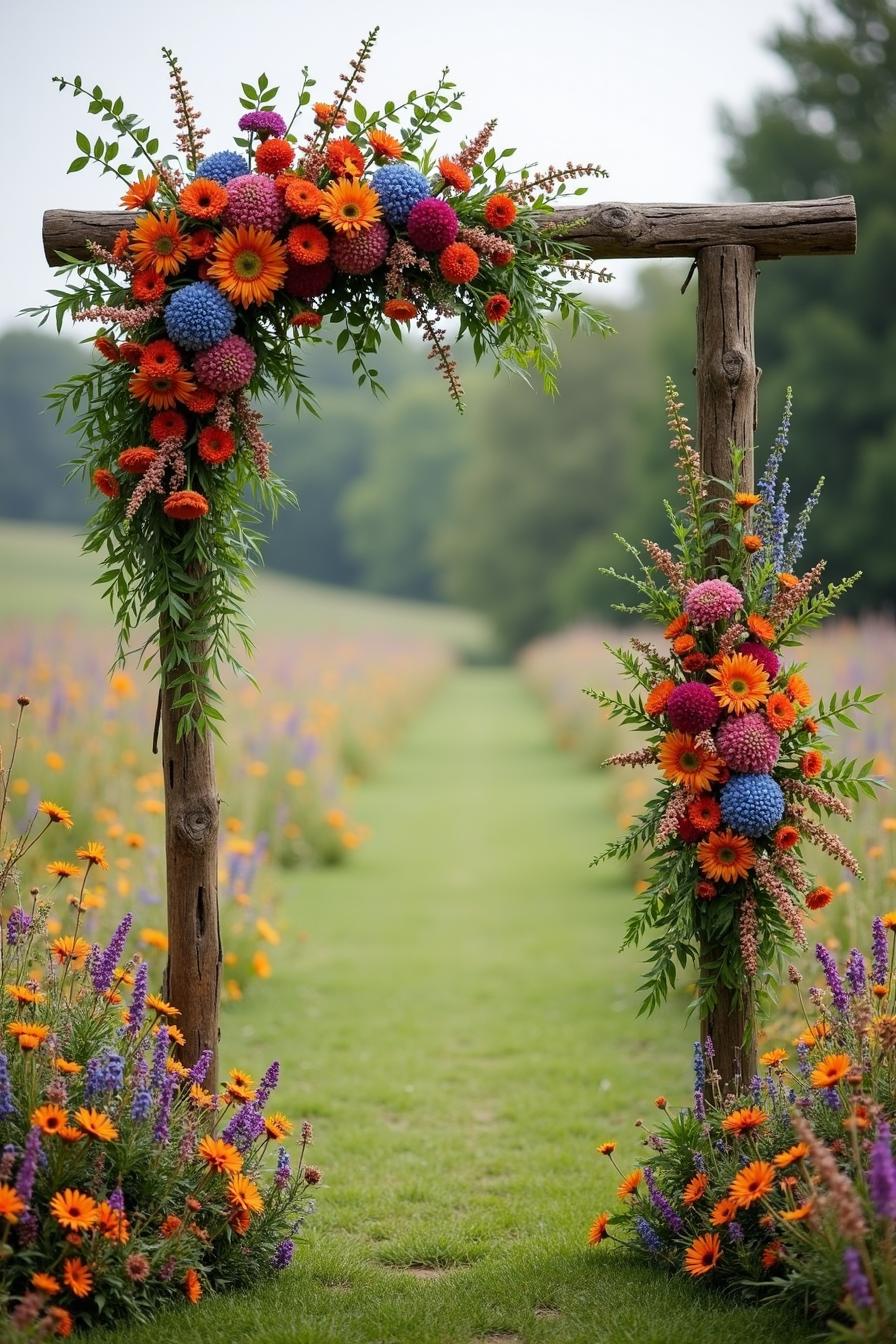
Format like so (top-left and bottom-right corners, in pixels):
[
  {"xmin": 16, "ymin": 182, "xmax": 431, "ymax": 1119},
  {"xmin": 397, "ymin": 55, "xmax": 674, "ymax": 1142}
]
[
  {"xmin": 0, "ymin": 520, "xmax": 491, "ymax": 655},
  {"xmin": 89, "ymin": 668, "xmax": 812, "ymax": 1344}
]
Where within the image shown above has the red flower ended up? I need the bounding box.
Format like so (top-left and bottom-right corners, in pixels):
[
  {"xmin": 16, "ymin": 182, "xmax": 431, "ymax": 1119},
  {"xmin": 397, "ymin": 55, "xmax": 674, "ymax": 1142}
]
[
  {"xmin": 681, "ymin": 652, "xmax": 711, "ymax": 673},
  {"xmin": 94, "ymin": 336, "xmax": 120, "ymax": 363},
  {"xmin": 484, "ymin": 293, "xmax": 511, "ymax": 323},
  {"xmin": 118, "ymin": 342, "xmax": 144, "ymax": 367},
  {"xmin": 687, "ymin": 796, "xmax": 722, "ymax": 832},
  {"xmin": 117, "ymin": 447, "xmax": 157, "ymax": 475},
  {"xmin": 484, "ymin": 194, "xmax": 517, "ymax": 229},
  {"xmin": 150, "ymin": 411, "xmax": 188, "ymax": 444},
  {"xmin": 184, "ymin": 228, "xmax": 217, "ymax": 260},
  {"xmin": 131, "ymin": 270, "xmax": 166, "ymax": 302},
  {"xmin": 92, "ymin": 469, "xmax": 119, "ymax": 499},
  {"xmin": 198, "ymin": 426, "xmax": 236, "ymax": 465},
  {"xmin": 140, "ymin": 340, "xmax": 182, "ymax": 378},
  {"xmin": 800, "ymin": 750, "xmax": 824, "ymax": 778},
  {"xmin": 383, "ymin": 298, "xmax": 418, "ymax": 323},
  {"xmin": 290, "ymin": 310, "xmax": 322, "ymax": 329},
  {"xmin": 439, "ymin": 243, "xmax": 479, "ymax": 285},
  {"xmin": 255, "ymin": 138, "xmax": 295, "ymax": 176},
  {"xmin": 696, "ymin": 881, "xmax": 717, "ymax": 901},
  {"xmin": 182, "ymin": 385, "xmax": 218, "ymax": 414},
  {"xmin": 164, "ymin": 490, "xmax": 209, "ymax": 521}
]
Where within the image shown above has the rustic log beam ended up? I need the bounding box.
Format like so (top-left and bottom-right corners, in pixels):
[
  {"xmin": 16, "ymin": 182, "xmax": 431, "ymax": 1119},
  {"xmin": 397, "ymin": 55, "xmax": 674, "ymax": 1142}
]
[
  {"xmin": 695, "ymin": 243, "xmax": 760, "ymax": 1094},
  {"xmin": 42, "ymin": 195, "xmax": 857, "ymax": 266}
]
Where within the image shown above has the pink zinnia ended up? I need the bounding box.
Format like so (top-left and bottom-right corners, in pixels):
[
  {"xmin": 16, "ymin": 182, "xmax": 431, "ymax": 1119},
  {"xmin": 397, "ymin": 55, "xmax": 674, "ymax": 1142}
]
[
  {"xmin": 330, "ymin": 223, "xmax": 390, "ymax": 276},
  {"xmin": 666, "ymin": 682, "xmax": 720, "ymax": 733},
  {"xmin": 192, "ymin": 335, "xmax": 256, "ymax": 392},
  {"xmin": 222, "ymin": 173, "xmax": 286, "ymax": 233},
  {"xmin": 684, "ymin": 579, "xmax": 743, "ymax": 627},
  {"xmin": 715, "ymin": 712, "xmax": 781, "ymax": 774},
  {"xmin": 406, "ymin": 198, "xmax": 459, "ymax": 252},
  {"xmin": 739, "ymin": 640, "xmax": 780, "ymax": 680}
]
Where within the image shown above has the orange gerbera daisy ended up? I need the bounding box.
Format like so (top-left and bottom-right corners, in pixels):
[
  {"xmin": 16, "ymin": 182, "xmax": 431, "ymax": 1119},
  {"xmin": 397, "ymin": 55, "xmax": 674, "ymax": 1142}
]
[
  {"xmin": 197, "ymin": 1135, "xmax": 243, "ymax": 1175},
  {"xmin": 7, "ymin": 984, "xmax": 44, "ymax": 1004},
  {"xmin": 684, "ymin": 1232, "xmax": 722, "ymax": 1276},
  {"xmin": 801, "ymin": 750, "xmax": 824, "ymax": 778},
  {"xmin": 773, "ymin": 825, "xmax": 800, "ymax": 851},
  {"xmin": 287, "ymin": 224, "xmax": 330, "ymax": 266},
  {"xmin": 722, "ymin": 1106, "xmax": 767, "ymax": 1136},
  {"xmin": 0, "ymin": 1183, "xmax": 26, "ymax": 1224},
  {"xmin": 207, "ymin": 226, "xmax": 287, "ymax": 307},
  {"xmin": 587, "ymin": 1212, "xmax": 610, "ymax": 1245},
  {"xmin": 38, "ymin": 800, "xmax": 74, "ymax": 828},
  {"xmin": 182, "ymin": 384, "xmax": 218, "ymax": 413},
  {"xmin": 806, "ymin": 885, "xmax": 834, "ymax": 911},
  {"xmin": 129, "ymin": 209, "xmax": 187, "ymax": 275},
  {"xmin": 708, "ymin": 653, "xmax": 770, "ymax": 714},
  {"xmin": 697, "ymin": 830, "xmax": 755, "ymax": 883},
  {"xmin": 74, "ymin": 1107, "xmax": 118, "ymax": 1141},
  {"xmin": 644, "ymin": 678, "xmax": 676, "ymax": 717},
  {"xmin": 184, "ymin": 1268, "xmax": 203, "ymax": 1303},
  {"xmin": 131, "ymin": 269, "xmax": 167, "ymax": 302},
  {"xmin": 120, "ymin": 174, "xmax": 159, "ymax": 209},
  {"xmin": 368, "ymin": 129, "xmax": 403, "ymax": 159},
  {"xmin": 146, "ymin": 994, "xmax": 180, "ymax": 1019},
  {"xmin": 140, "ymin": 338, "xmax": 182, "ymax": 377},
  {"xmin": 664, "ymin": 614, "xmax": 689, "ymax": 640},
  {"xmin": 129, "ymin": 367, "xmax": 196, "ymax": 410},
  {"xmin": 658, "ymin": 732, "xmax": 722, "ymax": 792},
  {"xmin": 318, "ymin": 177, "xmax": 382, "ymax": 234},
  {"xmin": 683, "ymin": 1172, "xmax": 709, "ymax": 1205},
  {"xmin": 47, "ymin": 1306, "xmax": 74, "ymax": 1337},
  {"xmin": 795, "ymin": 1021, "xmax": 830, "ymax": 1048},
  {"xmin": 50, "ymin": 936, "xmax": 92, "ymax": 967},
  {"xmin": 179, "ymin": 177, "xmax": 228, "ymax": 219},
  {"xmin": 744, "ymin": 534, "xmax": 763, "ymax": 553},
  {"xmin": 766, "ymin": 693, "xmax": 797, "ymax": 731},
  {"xmin": 150, "ymin": 409, "xmax": 188, "ymax": 443},
  {"xmin": 63, "ymin": 1258, "xmax": 93, "ymax": 1298},
  {"xmin": 438, "ymin": 156, "xmax": 473, "ymax": 192},
  {"xmin": 747, "ymin": 613, "xmax": 776, "ymax": 643},
  {"xmin": 284, "ymin": 178, "xmax": 324, "ymax": 218},
  {"xmin": 773, "ymin": 1143, "xmax": 809, "ymax": 1168},
  {"xmin": 31, "ymin": 1272, "xmax": 61, "ymax": 1295},
  {"xmin": 190, "ymin": 1084, "xmax": 214, "ymax": 1109},
  {"xmin": 596, "ymin": 1141, "xmax": 616, "ymax": 1156},
  {"xmin": 313, "ymin": 101, "xmax": 346, "ymax": 128},
  {"xmin": 810, "ymin": 1053, "xmax": 851, "ymax": 1089},
  {"xmin": 777, "ymin": 572, "xmax": 800, "ymax": 588},
  {"xmin": 760, "ymin": 1048, "xmax": 788, "ymax": 1068},
  {"xmin": 183, "ymin": 226, "xmax": 217, "ymax": 260},
  {"xmin": 118, "ymin": 447, "xmax": 157, "ymax": 475},
  {"xmin": 780, "ymin": 1201, "xmax": 814, "ymax": 1221},
  {"xmin": 616, "ymin": 1169, "xmax": 643, "ymax": 1199},
  {"xmin": 383, "ymin": 298, "xmax": 418, "ymax": 323},
  {"xmin": 484, "ymin": 193, "xmax": 517, "ymax": 229},
  {"xmin": 709, "ymin": 1196, "xmax": 738, "ymax": 1226},
  {"xmin": 47, "ymin": 860, "xmax": 79, "ymax": 879},
  {"xmin": 326, "ymin": 137, "xmax": 365, "ymax": 176},
  {"xmin": 729, "ymin": 1160, "xmax": 776, "ymax": 1208},
  {"xmin": 96, "ymin": 1201, "xmax": 130, "ymax": 1243},
  {"xmin": 32, "ymin": 1104, "xmax": 68, "ymax": 1135},
  {"xmin": 688, "ymin": 796, "xmax": 722, "ymax": 832},
  {"xmin": 227, "ymin": 1173, "xmax": 264, "ymax": 1214},
  {"xmin": 734, "ymin": 492, "xmax": 761, "ymax": 508},
  {"xmin": 198, "ymin": 426, "xmax": 235, "ymax": 465},
  {"xmin": 50, "ymin": 1189, "xmax": 98, "ymax": 1232},
  {"xmin": 672, "ymin": 633, "xmax": 696, "ymax": 655}
]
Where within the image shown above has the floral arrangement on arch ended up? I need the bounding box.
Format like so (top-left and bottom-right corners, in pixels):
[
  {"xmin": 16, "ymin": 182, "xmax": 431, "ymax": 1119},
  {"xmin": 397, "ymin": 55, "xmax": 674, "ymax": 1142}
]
[
  {"xmin": 31, "ymin": 30, "xmax": 610, "ymax": 731},
  {"xmin": 591, "ymin": 381, "xmax": 881, "ymax": 1017},
  {"xmin": 0, "ymin": 704, "xmax": 318, "ymax": 1335},
  {"xmin": 587, "ymin": 916, "xmax": 896, "ymax": 1342}
]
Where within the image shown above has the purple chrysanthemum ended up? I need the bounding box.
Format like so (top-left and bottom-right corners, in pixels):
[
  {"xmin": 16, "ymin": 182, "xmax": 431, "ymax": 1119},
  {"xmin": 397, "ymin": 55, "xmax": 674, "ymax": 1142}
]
[
  {"xmin": 238, "ymin": 110, "xmax": 287, "ymax": 140},
  {"xmin": 815, "ymin": 943, "xmax": 848, "ymax": 1012},
  {"xmin": 406, "ymin": 198, "xmax": 459, "ymax": 252},
  {"xmin": 330, "ymin": 222, "xmax": 390, "ymax": 275},
  {"xmin": 715, "ymin": 712, "xmax": 781, "ymax": 774},
  {"xmin": 92, "ymin": 914, "xmax": 132, "ymax": 994},
  {"xmin": 222, "ymin": 173, "xmax": 286, "ymax": 232},
  {"xmin": 666, "ymin": 682, "xmax": 720, "ymax": 733},
  {"xmin": 739, "ymin": 640, "xmax": 781, "ymax": 680},
  {"xmin": 193, "ymin": 335, "xmax": 256, "ymax": 392},
  {"xmin": 684, "ymin": 579, "xmax": 743, "ymax": 627},
  {"xmin": 869, "ymin": 1120, "xmax": 896, "ymax": 1220},
  {"xmin": 871, "ymin": 916, "xmax": 888, "ymax": 987}
]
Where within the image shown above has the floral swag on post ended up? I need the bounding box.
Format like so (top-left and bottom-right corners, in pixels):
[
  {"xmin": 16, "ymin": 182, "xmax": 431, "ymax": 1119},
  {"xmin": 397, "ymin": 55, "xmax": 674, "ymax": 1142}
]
[
  {"xmin": 29, "ymin": 30, "xmax": 611, "ymax": 733},
  {"xmin": 591, "ymin": 381, "xmax": 882, "ymax": 1021}
]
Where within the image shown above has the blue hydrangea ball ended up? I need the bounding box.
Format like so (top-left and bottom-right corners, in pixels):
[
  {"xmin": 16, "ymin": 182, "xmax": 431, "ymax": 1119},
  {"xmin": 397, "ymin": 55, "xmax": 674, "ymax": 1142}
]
[
  {"xmin": 720, "ymin": 773, "xmax": 785, "ymax": 837},
  {"xmin": 164, "ymin": 282, "xmax": 236, "ymax": 352},
  {"xmin": 194, "ymin": 150, "xmax": 249, "ymax": 186},
  {"xmin": 372, "ymin": 164, "xmax": 431, "ymax": 226}
]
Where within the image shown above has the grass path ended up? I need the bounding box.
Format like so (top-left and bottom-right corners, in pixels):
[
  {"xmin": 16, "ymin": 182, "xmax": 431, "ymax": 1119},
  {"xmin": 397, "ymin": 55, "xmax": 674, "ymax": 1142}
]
[{"xmin": 95, "ymin": 669, "xmax": 812, "ymax": 1344}]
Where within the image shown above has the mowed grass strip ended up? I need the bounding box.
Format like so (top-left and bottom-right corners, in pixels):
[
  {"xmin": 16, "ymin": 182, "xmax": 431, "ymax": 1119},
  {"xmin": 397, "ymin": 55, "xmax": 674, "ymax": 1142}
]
[{"xmin": 91, "ymin": 670, "xmax": 812, "ymax": 1342}]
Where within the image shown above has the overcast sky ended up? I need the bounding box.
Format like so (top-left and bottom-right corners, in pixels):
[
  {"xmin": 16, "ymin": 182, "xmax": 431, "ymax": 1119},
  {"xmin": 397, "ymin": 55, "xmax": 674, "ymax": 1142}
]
[{"xmin": 3, "ymin": 0, "xmax": 817, "ymax": 328}]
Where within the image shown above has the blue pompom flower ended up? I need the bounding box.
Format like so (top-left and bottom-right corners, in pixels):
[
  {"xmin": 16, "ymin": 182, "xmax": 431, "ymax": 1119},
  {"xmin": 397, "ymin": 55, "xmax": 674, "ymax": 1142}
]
[
  {"xmin": 720, "ymin": 774, "xmax": 785, "ymax": 837},
  {"xmin": 164, "ymin": 282, "xmax": 236, "ymax": 352},
  {"xmin": 194, "ymin": 150, "xmax": 249, "ymax": 186},
  {"xmin": 371, "ymin": 164, "xmax": 431, "ymax": 226}
]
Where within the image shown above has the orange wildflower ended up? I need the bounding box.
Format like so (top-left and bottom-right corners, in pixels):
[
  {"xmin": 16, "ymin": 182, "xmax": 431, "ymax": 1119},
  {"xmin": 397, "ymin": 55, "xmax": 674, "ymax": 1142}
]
[
  {"xmin": 644, "ymin": 678, "xmax": 676, "ymax": 717},
  {"xmin": 747, "ymin": 613, "xmax": 775, "ymax": 643},
  {"xmin": 587, "ymin": 1212, "xmax": 610, "ymax": 1245},
  {"xmin": 62, "ymin": 1258, "xmax": 93, "ymax": 1298},
  {"xmin": 197, "ymin": 1136, "xmax": 243, "ymax": 1175},
  {"xmin": 38, "ymin": 800, "xmax": 74, "ymax": 828},
  {"xmin": 729, "ymin": 1160, "xmax": 776, "ymax": 1208},
  {"xmin": 207, "ymin": 226, "xmax": 287, "ymax": 307},
  {"xmin": 684, "ymin": 1232, "xmax": 722, "ymax": 1276},
  {"xmin": 801, "ymin": 750, "xmax": 824, "ymax": 778},
  {"xmin": 0, "ymin": 1183, "xmax": 26, "ymax": 1224},
  {"xmin": 50, "ymin": 1189, "xmax": 98, "ymax": 1232},
  {"xmin": 326, "ymin": 138, "xmax": 365, "ymax": 176},
  {"xmin": 596, "ymin": 1141, "xmax": 616, "ymax": 1156},
  {"xmin": 31, "ymin": 1272, "xmax": 61, "ymax": 1295},
  {"xmin": 50, "ymin": 936, "xmax": 92, "ymax": 967},
  {"xmin": 368, "ymin": 129, "xmax": 403, "ymax": 159},
  {"xmin": 774, "ymin": 1143, "xmax": 809, "ymax": 1168},
  {"xmin": 32, "ymin": 1104, "xmax": 68, "ymax": 1136},
  {"xmin": 709, "ymin": 1197, "xmax": 738, "ymax": 1226},
  {"xmin": 806, "ymin": 885, "xmax": 834, "ymax": 911},
  {"xmin": 438, "ymin": 157, "xmax": 473, "ymax": 192},
  {"xmin": 74, "ymin": 1107, "xmax": 118, "ymax": 1142},
  {"xmin": 810, "ymin": 1053, "xmax": 851, "ymax": 1089},
  {"xmin": 777, "ymin": 572, "xmax": 800, "ymax": 588},
  {"xmin": 7, "ymin": 985, "xmax": 44, "ymax": 1005},
  {"xmin": 780, "ymin": 1201, "xmax": 814, "ymax": 1221},
  {"xmin": 226, "ymin": 1173, "xmax": 264, "ymax": 1214},
  {"xmin": 743, "ymin": 534, "xmax": 763, "ymax": 553},
  {"xmin": 773, "ymin": 825, "xmax": 800, "ymax": 851},
  {"xmin": 76, "ymin": 841, "xmax": 108, "ymax": 869},
  {"xmin": 766, "ymin": 693, "xmax": 797, "ymax": 731},
  {"xmin": 683, "ymin": 1172, "xmax": 709, "ymax": 1205},
  {"xmin": 760, "ymin": 1048, "xmax": 788, "ymax": 1068},
  {"xmin": 723, "ymin": 1106, "xmax": 767, "ymax": 1136},
  {"xmin": 96, "ymin": 1201, "xmax": 130, "ymax": 1243},
  {"xmin": 734, "ymin": 492, "xmax": 761, "ymax": 508},
  {"xmin": 318, "ymin": 177, "xmax": 382, "ymax": 234},
  {"xmin": 185, "ymin": 1268, "xmax": 203, "ymax": 1303},
  {"xmin": 616, "ymin": 1169, "xmax": 643, "ymax": 1199}
]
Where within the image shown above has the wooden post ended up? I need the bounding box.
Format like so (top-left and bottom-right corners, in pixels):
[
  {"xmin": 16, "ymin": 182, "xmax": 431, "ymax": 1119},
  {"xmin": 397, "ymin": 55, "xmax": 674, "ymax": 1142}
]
[
  {"xmin": 695, "ymin": 244, "xmax": 759, "ymax": 1091},
  {"xmin": 42, "ymin": 196, "xmax": 856, "ymax": 1100},
  {"xmin": 160, "ymin": 614, "xmax": 222, "ymax": 1085}
]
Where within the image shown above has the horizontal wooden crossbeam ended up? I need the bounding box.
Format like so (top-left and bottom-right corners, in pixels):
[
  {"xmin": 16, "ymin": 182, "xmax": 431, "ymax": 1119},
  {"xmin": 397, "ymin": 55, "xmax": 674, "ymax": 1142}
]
[{"xmin": 42, "ymin": 196, "xmax": 856, "ymax": 266}]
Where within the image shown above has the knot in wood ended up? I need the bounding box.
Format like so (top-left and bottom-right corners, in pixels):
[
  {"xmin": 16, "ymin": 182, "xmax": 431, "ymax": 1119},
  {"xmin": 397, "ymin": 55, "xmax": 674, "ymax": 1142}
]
[
  {"xmin": 720, "ymin": 347, "xmax": 747, "ymax": 386},
  {"xmin": 175, "ymin": 796, "xmax": 218, "ymax": 847},
  {"xmin": 599, "ymin": 204, "xmax": 638, "ymax": 238}
]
